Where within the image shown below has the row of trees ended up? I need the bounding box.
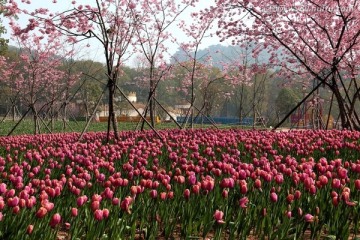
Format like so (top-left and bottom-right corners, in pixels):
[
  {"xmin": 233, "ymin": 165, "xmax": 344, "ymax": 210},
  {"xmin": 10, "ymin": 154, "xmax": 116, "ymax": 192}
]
[
  {"xmin": 1, "ymin": 0, "xmax": 359, "ymax": 140},
  {"xmin": 212, "ymin": 0, "xmax": 360, "ymax": 130},
  {"xmin": 0, "ymin": 43, "xmax": 335, "ymax": 130}
]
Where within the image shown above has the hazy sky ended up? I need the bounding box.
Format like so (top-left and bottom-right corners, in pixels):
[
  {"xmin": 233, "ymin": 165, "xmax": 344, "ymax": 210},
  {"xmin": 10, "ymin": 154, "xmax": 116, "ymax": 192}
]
[{"xmin": 3, "ymin": 0, "xmax": 226, "ymax": 65}]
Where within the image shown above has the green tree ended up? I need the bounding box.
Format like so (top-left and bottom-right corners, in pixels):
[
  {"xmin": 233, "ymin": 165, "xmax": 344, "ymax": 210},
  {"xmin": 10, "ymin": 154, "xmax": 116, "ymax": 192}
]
[{"xmin": 275, "ymin": 88, "xmax": 301, "ymax": 124}]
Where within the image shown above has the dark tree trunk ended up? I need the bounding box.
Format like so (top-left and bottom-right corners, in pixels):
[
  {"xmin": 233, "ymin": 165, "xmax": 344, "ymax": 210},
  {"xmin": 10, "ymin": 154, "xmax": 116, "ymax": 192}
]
[{"xmin": 107, "ymin": 79, "xmax": 119, "ymax": 142}]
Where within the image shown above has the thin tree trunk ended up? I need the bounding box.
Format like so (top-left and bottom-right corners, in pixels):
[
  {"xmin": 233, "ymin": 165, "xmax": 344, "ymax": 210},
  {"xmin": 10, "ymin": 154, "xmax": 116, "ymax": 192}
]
[
  {"xmin": 79, "ymin": 86, "xmax": 107, "ymax": 141},
  {"xmin": 7, "ymin": 108, "xmax": 31, "ymax": 136}
]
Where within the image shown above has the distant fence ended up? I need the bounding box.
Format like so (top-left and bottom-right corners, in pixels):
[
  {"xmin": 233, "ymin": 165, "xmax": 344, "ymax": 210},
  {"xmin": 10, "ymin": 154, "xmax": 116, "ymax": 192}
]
[
  {"xmin": 176, "ymin": 116, "xmax": 254, "ymax": 125},
  {"xmin": 98, "ymin": 115, "xmax": 161, "ymax": 123}
]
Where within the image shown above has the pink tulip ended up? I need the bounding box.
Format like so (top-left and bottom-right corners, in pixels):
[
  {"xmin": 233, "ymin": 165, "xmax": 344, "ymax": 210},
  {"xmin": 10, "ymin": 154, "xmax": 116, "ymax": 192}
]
[
  {"xmin": 355, "ymin": 179, "xmax": 360, "ymax": 190},
  {"xmin": 91, "ymin": 200, "xmax": 100, "ymax": 212},
  {"xmin": 183, "ymin": 189, "xmax": 190, "ymax": 199},
  {"xmin": 26, "ymin": 225, "xmax": 34, "ymax": 235},
  {"xmin": 41, "ymin": 200, "xmax": 54, "ymax": 212},
  {"xmin": 26, "ymin": 197, "xmax": 36, "ymax": 208},
  {"xmin": 0, "ymin": 200, "xmax": 4, "ymax": 211},
  {"xmin": 270, "ymin": 192, "xmax": 278, "ymax": 203},
  {"xmin": 191, "ymin": 185, "xmax": 200, "ymax": 195},
  {"xmin": 36, "ymin": 207, "xmax": 48, "ymax": 218},
  {"xmin": 7, "ymin": 196, "xmax": 19, "ymax": 207},
  {"xmin": 167, "ymin": 191, "xmax": 174, "ymax": 199},
  {"xmin": 150, "ymin": 190, "xmax": 158, "ymax": 199},
  {"xmin": 286, "ymin": 194, "xmax": 294, "ymax": 203},
  {"xmin": 213, "ymin": 210, "xmax": 225, "ymax": 224},
  {"xmin": 254, "ymin": 179, "xmax": 262, "ymax": 189},
  {"xmin": 71, "ymin": 207, "xmax": 78, "ymax": 217},
  {"xmin": 331, "ymin": 178, "xmax": 341, "ymax": 189},
  {"xmin": 130, "ymin": 186, "xmax": 138, "ymax": 196},
  {"xmin": 239, "ymin": 197, "xmax": 249, "ymax": 208},
  {"xmin": 5, "ymin": 188, "xmax": 15, "ymax": 198},
  {"xmin": 92, "ymin": 194, "xmax": 102, "ymax": 202},
  {"xmin": 160, "ymin": 192, "xmax": 167, "ymax": 201},
  {"xmin": 0, "ymin": 183, "xmax": 7, "ymax": 194},
  {"xmin": 337, "ymin": 167, "xmax": 348, "ymax": 179},
  {"xmin": 94, "ymin": 209, "xmax": 103, "ymax": 221},
  {"xmin": 49, "ymin": 213, "xmax": 61, "ymax": 228},
  {"xmin": 222, "ymin": 189, "xmax": 228, "ymax": 198},
  {"xmin": 304, "ymin": 213, "xmax": 314, "ymax": 223},
  {"xmin": 76, "ymin": 196, "xmax": 87, "ymax": 207},
  {"xmin": 187, "ymin": 174, "xmax": 196, "ymax": 185},
  {"xmin": 240, "ymin": 184, "xmax": 248, "ymax": 194},
  {"xmin": 103, "ymin": 208, "xmax": 110, "ymax": 218},
  {"xmin": 318, "ymin": 175, "xmax": 328, "ymax": 186},
  {"xmin": 112, "ymin": 197, "xmax": 120, "ymax": 206},
  {"xmin": 120, "ymin": 196, "xmax": 133, "ymax": 214},
  {"xmin": 65, "ymin": 222, "xmax": 71, "ymax": 230},
  {"xmin": 294, "ymin": 190, "xmax": 301, "ymax": 200}
]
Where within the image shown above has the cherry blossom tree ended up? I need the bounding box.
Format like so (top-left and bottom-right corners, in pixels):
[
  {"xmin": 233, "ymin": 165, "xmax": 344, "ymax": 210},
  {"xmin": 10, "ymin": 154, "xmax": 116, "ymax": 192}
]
[
  {"xmin": 131, "ymin": 0, "xmax": 198, "ymax": 128},
  {"xmin": 0, "ymin": 32, "xmax": 77, "ymax": 135},
  {"xmin": 172, "ymin": 6, "xmax": 216, "ymax": 128},
  {"xmin": 5, "ymin": 0, "xmax": 144, "ymax": 141},
  {"xmin": 0, "ymin": 0, "xmax": 8, "ymax": 54},
  {"xmin": 210, "ymin": 0, "xmax": 360, "ymax": 130}
]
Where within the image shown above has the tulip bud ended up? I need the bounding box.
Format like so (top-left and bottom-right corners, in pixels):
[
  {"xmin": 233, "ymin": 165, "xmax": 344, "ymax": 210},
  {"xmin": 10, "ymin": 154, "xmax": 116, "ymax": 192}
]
[
  {"xmin": 240, "ymin": 184, "xmax": 248, "ymax": 194},
  {"xmin": 332, "ymin": 196, "xmax": 339, "ymax": 206},
  {"xmin": 49, "ymin": 213, "xmax": 61, "ymax": 228},
  {"xmin": 94, "ymin": 209, "xmax": 103, "ymax": 221},
  {"xmin": 355, "ymin": 179, "xmax": 360, "ymax": 190},
  {"xmin": 160, "ymin": 192, "xmax": 167, "ymax": 201},
  {"xmin": 213, "ymin": 210, "xmax": 225, "ymax": 224},
  {"xmin": 36, "ymin": 207, "xmax": 48, "ymax": 218},
  {"xmin": 222, "ymin": 189, "xmax": 228, "ymax": 199},
  {"xmin": 0, "ymin": 200, "xmax": 4, "ymax": 211},
  {"xmin": 91, "ymin": 200, "xmax": 100, "ymax": 212},
  {"xmin": 150, "ymin": 190, "xmax": 157, "ymax": 199},
  {"xmin": 262, "ymin": 208, "xmax": 267, "ymax": 217},
  {"xmin": 71, "ymin": 207, "xmax": 78, "ymax": 217},
  {"xmin": 286, "ymin": 194, "xmax": 294, "ymax": 203},
  {"xmin": 120, "ymin": 196, "xmax": 133, "ymax": 214},
  {"xmin": 26, "ymin": 225, "xmax": 34, "ymax": 235},
  {"xmin": 183, "ymin": 189, "xmax": 190, "ymax": 200},
  {"xmin": 254, "ymin": 179, "xmax": 262, "ymax": 189},
  {"xmin": 167, "ymin": 191, "xmax": 174, "ymax": 199},
  {"xmin": 112, "ymin": 197, "xmax": 120, "ymax": 206},
  {"xmin": 304, "ymin": 213, "xmax": 314, "ymax": 223},
  {"xmin": 239, "ymin": 197, "xmax": 249, "ymax": 208},
  {"xmin": 298, "ymin": 207, "xmax": 303, "ymax": 216},
  {"xmin": 65, "ymin": 222, "xmax": 71, "ymax": 230},
  {"xmin": 270, "ymin": 192, "xmax": 278, "ymax": 203},
  {"xmin": 0, "ymin": 183, "xmax": 7, "ymax": 195},
  {"xmin": 331, "ymin": 178, "xmax": 341, "ymax": 189},
  {"xmin": 103, "ymin": 208, "xmax": 110, "ymax": 218},
  {"xmin": 76, "ymin": 196, "xmax": 87, "ymax": 207}
]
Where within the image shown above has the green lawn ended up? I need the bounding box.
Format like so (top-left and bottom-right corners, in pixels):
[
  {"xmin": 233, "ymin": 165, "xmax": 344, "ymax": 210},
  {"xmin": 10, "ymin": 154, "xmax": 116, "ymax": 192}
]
[{"xmin": 0, "ymin": 117, "xmax": 261, "ymax": 136}]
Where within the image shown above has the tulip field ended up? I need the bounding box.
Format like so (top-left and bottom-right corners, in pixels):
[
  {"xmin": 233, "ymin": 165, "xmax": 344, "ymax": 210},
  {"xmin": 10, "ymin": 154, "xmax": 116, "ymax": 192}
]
[{"xmin": 0, "ymin": 129, "xmax": 360, "ymax": 239}]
